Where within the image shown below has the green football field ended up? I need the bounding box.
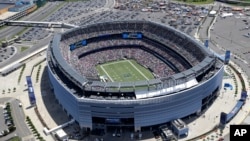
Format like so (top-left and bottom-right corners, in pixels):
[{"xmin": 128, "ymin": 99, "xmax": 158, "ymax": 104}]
[{"xmin": 96, "ymin": 59, "xmax": 154, "ymax": 82}]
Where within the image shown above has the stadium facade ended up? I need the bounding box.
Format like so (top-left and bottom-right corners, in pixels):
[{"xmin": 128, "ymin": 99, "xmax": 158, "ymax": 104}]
[{"xmin": 47, "ymin": 21, "xmax": 224, "ymax": 131}]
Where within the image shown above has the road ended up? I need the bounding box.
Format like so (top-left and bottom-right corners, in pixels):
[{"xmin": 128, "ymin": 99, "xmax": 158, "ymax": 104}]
[
  {"xmin": 11, "ymin": 99, "xmax": 32, "ymax": 137},
  {"xmin": 0, "ymin": 2, "xmax": 63, "ymax": 69},
  {"xmin": 198, "ymin": 3, "xmax": 220, "ymax": 42},
  {"xmin": 0, "ymin": 0, "xmax": 115, "ymax": 40},
  {"xmin": 0, "ymin": 0, "xmax": 117, "ymax": 69},
  {"xmin": 0, "ymin": 37, "xmax": 51, "ymax": 69},
  {"xmin": 0, "ymin": 97, "xmax": 32, "ymax": 141},
  {"xmin": 0, "ymin": 2, "xmax": 60, "ymax": 40}
]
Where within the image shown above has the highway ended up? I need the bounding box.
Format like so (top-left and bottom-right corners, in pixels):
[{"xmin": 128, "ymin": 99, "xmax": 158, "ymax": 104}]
[
  {"xmin": 0, "ymin": 2, "xmax": 64, "ymax": 69},
  {"xmin": 0, "ymin": 2, "xmax": 61, "ymax": 40},
  {"xmin": 0, "ymin": 37, "xmax": 51, "ymax": 69},
  {"xmin": 0, "ymin": 0, "xmax": 115, "ymax": 40},
  {"xmin": 0, "ymin": 0, "xmax": 116, "ymax": 69}
]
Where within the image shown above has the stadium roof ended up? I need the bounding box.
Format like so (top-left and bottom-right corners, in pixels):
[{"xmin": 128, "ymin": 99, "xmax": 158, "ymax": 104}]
[
  {"xmin": 135, "ymin": 78, "xmax": 198, "ymax": 99},
  {"xmin": 51, "ymin": 34, "xmax": 88, "ymax": 88},
  {"xmin": 89, "ymin": 79, "xmax": 162, "ymax": 89}
]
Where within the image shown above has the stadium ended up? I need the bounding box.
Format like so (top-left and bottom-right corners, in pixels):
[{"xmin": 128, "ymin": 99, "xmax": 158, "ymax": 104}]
[{"xmin": 47, "ymin": 20, "xmax": 224, "ymax": 133}]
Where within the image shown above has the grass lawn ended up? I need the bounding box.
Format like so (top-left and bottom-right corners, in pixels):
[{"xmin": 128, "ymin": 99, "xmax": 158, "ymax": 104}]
[
  {"xmin": 224, "ymin": 72, "xmax": 231, "ymax": 76},
  {"xmin": 7, "ymin": 136, "xmax": 21, "ymax": 141},
  {"xmin": 175, "ymin": 0, "xmax": 214, "ymax": 5},
  {"xmin": 20, "ymin": 46, "xmax": 29, "ymax": 52},
  {"xmin": 65, "ymin": 0, "xmax": 89, "ymax": 1},
  {"xmin": 96, "ymin": 59, "xmax": 154, "ymax": 82}
]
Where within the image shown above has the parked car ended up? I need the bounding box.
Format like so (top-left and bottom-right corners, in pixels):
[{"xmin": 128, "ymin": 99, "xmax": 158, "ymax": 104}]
[
  {"xmin": 3, "ymin": 110, "xmax": 7, "ymax": 114},
  {"xmin": 4, "ymin": 113, "xmax": 9, "ymax": 117},
  {"xmin": 4, "ymin": 116, "xmax": 10, "ymax": 120}
]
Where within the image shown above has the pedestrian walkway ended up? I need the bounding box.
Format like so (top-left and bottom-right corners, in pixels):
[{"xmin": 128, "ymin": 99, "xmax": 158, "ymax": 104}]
[
  {"xmin": 17, "ymin": 54, "xmax": 55, "ymax": 141},
  {"xmin": 0, "ymin": 52, "xmax": 54, "ymax": 141},
  {"xmin": 189, "ymin": 61, "xmax": 250, "ymax": 141}
]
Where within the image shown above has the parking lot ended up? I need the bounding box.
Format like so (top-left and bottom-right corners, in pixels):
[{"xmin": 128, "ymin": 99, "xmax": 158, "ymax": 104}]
[
  {"xmin": 209, "ymin": 5, "xmax": 250, "ymax": 77},
  {"xmin": 0, "ymin": 46, "xmax": 16, "ymax": 63},
  {"xmin": 46, "ymin": 0, "xmax": 105, "ymax": 23},
  {"xmin": 21, "ymin": 27, "xmax": 52, "ymax": 42},
  {"xmin": 0, "ymin": 98, "xmax": 32, "ymax": 141},
  {"xmin": 19, "ymin": 0, "xmax": 106, "ymax": 44},
  {"xmin": 18, "ymin": 0, "xmax": 213, "ymax": 45},
  {"xmin": 0, "ymin": 105, "xmax": 9, "ymax": 137}
]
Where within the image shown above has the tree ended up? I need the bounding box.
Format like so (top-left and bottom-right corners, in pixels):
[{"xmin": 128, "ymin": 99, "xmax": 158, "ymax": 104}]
[
  {"xmin": 8, "ymin": 126, "xmax": 16, "ymax": 132},
  {"xmin": 13, "ymin": 87, "xmax": 16, "ymax": 92}
]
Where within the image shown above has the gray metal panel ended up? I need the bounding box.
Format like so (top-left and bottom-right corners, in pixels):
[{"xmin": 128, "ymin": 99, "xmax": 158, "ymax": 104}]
[
  {"xmin": 135, "ymin": 80, "xmax": 148, "ymax": 87},
  {"xmin": 106, "ymin": 82, "xmax": 119, "ymax": 88},
  {"xmin": 192, "ymin": 64, "xmax": 203, "ymax": 72},
  {"xmin": 90, "ymin": 81, "xmax": 105, "ymax": 87},
  {"xmin": 120, "ymin": 82, "xmax": 135, "ymax": 88},
  {"xmin": 199, "ymin": 57, "xmax": 214, "ymax": 70},
  {"xmin": 47, "ymin": 66, "xmax": 80, "ymax": 121},
  {"xmin": 172, "ymin": 73, "xmax": 185, "ymax": 80},
  {"xmin": 148, "ymin": 79, "xmax": 162, "ymax": 85},
  {"xmin": 182, "ymin": 69, "xmax": 194, "ymax": 77},
  {"xmin": 204, "ymin": 56, "xmax": 214, "ymax": 63},
  {"xmin": 51, "ymin": 34, "xmax": 88, "ymax": 87}
]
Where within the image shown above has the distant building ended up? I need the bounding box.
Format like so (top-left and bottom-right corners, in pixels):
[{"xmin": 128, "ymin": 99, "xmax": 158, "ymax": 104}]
[
  {"xmin": 171, "ymin": 119, "xmax": 189, "ymax": 138},
  {"xmin": 9, "ymin": 0, "xmax": 34, "ymax": 12},
  {"xmin": 0, "ymin": 0, "xmax": 37, "ymax": 26},
  {"xmin": 0, "ymin": 4, "xmax": 14, "ymax": 15},
  {"xmin": 0, "ymin": 0, "xmax": 15, "ymax": 15}
]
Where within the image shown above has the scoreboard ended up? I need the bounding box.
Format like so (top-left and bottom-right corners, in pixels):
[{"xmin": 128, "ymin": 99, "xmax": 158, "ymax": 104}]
[
  {"xmin": 122, "ymin": 32, "xmax": 143, "ymax": 39},
  {"xmin": 224, "ymin": 50, "xmax": 230, "ymax": 64},
  {"xmin": 69, "ymin": 39, "xmax": 87, "ymax": 51}
]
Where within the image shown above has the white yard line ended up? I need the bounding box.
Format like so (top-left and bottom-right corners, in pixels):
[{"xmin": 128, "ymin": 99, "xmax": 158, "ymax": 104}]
[
  {"xmin": 102, "ymin": 59, "xmax": 128, "ymax": 66},
  {"xmin": 127, "ymin": 60, "xmax": 150, "ymax": 80},
  {"xmin": 101, "ymin": 59, "xmax": 150, "ymax": 81},
  {"xmin": 100, "ymin": 65, "xmax": 114, "ymax": 82}
]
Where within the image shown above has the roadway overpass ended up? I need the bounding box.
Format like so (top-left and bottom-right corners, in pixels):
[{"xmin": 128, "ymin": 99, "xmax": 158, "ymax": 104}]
[{"xmin": 1, "ymin": 20, "xmax": 78, "ymax": 29}]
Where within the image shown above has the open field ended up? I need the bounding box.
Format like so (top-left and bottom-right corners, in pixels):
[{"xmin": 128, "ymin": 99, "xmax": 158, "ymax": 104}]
[
  {"xmin": 175, "ymin": 0, "xmax": 214, "ymax": 4},
  {"xmin": 96, "ymin": 59, "xmax": 154, "ymax": 82}
]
